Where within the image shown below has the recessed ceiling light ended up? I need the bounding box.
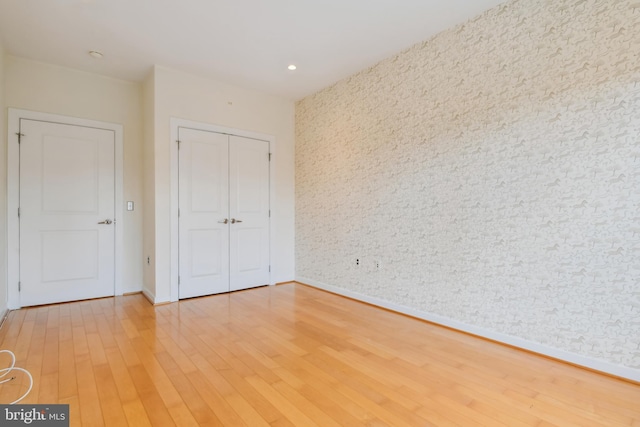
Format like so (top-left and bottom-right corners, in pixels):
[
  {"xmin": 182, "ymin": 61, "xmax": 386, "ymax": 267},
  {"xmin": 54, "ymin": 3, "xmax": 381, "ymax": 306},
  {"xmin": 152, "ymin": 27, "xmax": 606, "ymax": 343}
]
[
  {"xmin": 89, "ymin": 50, "xmax": 104, "ymax": 59},
  {"xmin": 287, "ymin": 64, "xmax": 297, "ymax": 71}
]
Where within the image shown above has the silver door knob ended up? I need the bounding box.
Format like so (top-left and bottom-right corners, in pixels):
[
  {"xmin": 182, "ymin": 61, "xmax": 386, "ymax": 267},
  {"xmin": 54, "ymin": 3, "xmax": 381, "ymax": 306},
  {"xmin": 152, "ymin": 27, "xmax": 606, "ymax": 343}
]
[
  {"xmin": 98, "ymin": 219, "xmax": 113, "ymax": 225},
  {"xmin": 230, "ymin": 218, "xmax": 243, "ymax": 224},
  {"xmin": 218, "ymin": 218, "xmax": 229, "ymax": 224}
]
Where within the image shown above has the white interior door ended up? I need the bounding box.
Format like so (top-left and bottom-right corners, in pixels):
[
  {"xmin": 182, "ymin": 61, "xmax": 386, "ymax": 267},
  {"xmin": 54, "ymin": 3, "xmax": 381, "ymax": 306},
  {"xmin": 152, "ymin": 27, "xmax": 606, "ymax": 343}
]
[
  {"xmin": 229, "ymin": 135, "xmax": 270, "ymax": 291},
  {"xmin": 178, "ymin": 128, "xmax": 270, "ymax": 299},
  {"xmin": 19, "ymin": 119, "xmax": 115, "ymax": 306},
  {"xmin": 178, "ymin": 128, "xmax": 230, "ymax": 298}
]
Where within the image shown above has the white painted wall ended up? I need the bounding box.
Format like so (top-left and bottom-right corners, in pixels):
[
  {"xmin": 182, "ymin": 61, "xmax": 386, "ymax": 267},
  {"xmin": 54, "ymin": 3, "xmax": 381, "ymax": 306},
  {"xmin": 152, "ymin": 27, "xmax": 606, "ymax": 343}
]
[
  {"xmin": 4, "ymin": 57, "xmax": 144, "ymax": 293},
  {"xmin": 0, "ymin": 42, "xmax": 7, "ymax": 316},
  {"xmin": 149, "ymin": 66, "xmax": 295, "ymax": 302},
  {"xmin": 142, "ymin": 71, "xmax": 156, "ymax": 301}
]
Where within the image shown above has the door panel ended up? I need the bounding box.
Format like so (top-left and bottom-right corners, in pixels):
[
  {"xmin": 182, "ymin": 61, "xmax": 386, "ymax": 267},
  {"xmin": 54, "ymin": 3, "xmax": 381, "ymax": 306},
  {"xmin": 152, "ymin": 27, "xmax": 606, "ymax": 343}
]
[
  {"xmin": 229, "ymin": 135, "xmax": 270, "ymax": 291},
  {"xmin": 178, "ymin": 128, "xmax": 229, "ymax": 298},
  {"xmin": 190, "ymin": 141, "xmax": 225, "ymax": 213},
  {"xmin": 189, "ymin": 229, "xmax": 222, "ymax": 277},
  {"xmin": 41, "ymin": 230, "xmax": 99, "ymax": 282},
  {"xmin": 42, "ymin": 136, "xmax": 99, "ymax": 213},
  {"xmin": 236, "ymin": 228, "xmax": 263, "ymax": 271},
  {"xmin": 20, "ymin": 120, "xmax": 115, "ymax": 306}
]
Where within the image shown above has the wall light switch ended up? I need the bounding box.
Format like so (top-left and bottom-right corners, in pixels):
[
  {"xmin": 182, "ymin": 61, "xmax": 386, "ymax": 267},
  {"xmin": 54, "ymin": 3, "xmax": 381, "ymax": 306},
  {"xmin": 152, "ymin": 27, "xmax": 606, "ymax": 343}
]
[{"xmin": 127, "ymin": 201, "xmax": 134, "ymax": 211}]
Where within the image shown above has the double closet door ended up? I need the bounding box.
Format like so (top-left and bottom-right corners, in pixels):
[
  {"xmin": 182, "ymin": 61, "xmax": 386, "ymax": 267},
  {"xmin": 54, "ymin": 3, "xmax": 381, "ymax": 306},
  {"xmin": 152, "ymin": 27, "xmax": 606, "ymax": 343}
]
[{"xmin": 178, "ymin": 128, "xmax": 270, "ymax": 299}]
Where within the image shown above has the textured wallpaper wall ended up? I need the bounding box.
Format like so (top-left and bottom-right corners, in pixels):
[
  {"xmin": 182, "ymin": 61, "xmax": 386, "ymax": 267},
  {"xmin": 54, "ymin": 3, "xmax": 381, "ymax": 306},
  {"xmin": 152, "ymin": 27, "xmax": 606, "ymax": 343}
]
[{"xmin": 295, "ymin": 0, "xmax": 640, "ymax": 372}]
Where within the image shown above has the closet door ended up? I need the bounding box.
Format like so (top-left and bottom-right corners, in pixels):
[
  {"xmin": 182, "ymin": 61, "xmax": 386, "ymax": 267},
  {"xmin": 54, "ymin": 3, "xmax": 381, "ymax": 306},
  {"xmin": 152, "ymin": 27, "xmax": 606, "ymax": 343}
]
[
  {"xmin": 178, "ymin": 129, "xmax": 270, "ymax": 299},
  {"xmin": 178, "ymin": 128, "xmax": 230, "ymax": 299},
  {"xmin": 229, "ymin": 135, "xmax": 270, "ymax": 291}
]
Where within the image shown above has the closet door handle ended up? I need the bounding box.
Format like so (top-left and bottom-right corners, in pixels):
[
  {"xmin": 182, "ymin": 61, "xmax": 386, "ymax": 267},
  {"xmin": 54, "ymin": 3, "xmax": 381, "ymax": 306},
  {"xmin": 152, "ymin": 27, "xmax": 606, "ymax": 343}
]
[
  {"xmin": 230, "ymin": 218, "xmax": 243, "ymax": 224},
  {"xmin": 218, "ymin": 219, "xmax": 229, "ymax": 224}
]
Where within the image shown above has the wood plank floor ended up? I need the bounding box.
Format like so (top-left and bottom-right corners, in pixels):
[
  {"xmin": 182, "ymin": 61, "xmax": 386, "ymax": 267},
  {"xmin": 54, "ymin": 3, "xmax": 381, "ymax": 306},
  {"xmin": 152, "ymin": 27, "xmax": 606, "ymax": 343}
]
[{"xmin": 0, "ymin": 283, "xmax": 638, "ymax": 426}]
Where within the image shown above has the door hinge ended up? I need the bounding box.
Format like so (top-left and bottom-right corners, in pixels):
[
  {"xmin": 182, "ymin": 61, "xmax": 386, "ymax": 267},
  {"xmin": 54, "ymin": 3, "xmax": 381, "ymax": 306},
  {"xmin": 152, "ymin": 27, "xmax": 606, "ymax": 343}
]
[
  {"xmin": 178, "ymin": 208, "xmax": 180, "ymax": 218},
  {"xmin": 269, "ymin": 265, "xmax": 271, "ymax": 272},
  {"xmin": 268, "ymin": 153, "xmax": 272, "ymax": 161},
  {"xmin": 178, "ymin": 276, "xmax": 181, "ymax": 285},
  {"xmin": 16, "ymin": 133, "xmax": 24, "ymax": 143},
  {"xmin": 269, "ymin": 210, "xmax": 271, "ymax": 218},
  {"xmin": 177, "ymin": 140, "xmax": 181, "ymax": 150},
  {"xmin": 18, "ymin": 207, "xmax": 20, "ymax": 218},
  {"xmin": 18, "ymin": 282, "xmax": 21, "ymax": 292}
]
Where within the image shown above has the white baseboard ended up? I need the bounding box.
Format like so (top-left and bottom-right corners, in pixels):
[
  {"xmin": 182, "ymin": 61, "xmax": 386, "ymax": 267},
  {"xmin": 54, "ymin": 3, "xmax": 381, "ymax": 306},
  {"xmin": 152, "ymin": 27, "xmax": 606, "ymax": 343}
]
[
  {"xmin": 121, "ymin": 284, "xmax": 144, "ymax": 295},
  {"xmin": 0, "ymin": 308, "xmax": 9, "ymax": 330},
  {"xmin": 297, "ymin": 277, "xmax": 640, "ymax": 383},
  {"xmin": 141, "ymin": 288, "xmax": 156, "ymax": 305}
]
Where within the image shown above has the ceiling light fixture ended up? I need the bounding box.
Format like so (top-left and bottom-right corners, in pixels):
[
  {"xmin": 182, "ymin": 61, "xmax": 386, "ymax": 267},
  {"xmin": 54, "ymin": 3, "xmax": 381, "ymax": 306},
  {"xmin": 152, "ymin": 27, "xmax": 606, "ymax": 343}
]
[
  {"xmin": 89, "ymin": 50, "xmax": 104, "ymax": 59},
  {"xmin": 287, "ymin": 64, "xmax": 297, "ymax": 71}
]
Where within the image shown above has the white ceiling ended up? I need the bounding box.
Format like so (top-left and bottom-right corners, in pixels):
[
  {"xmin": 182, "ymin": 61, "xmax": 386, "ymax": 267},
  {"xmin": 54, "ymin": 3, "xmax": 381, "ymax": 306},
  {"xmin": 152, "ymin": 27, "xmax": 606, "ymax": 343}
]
[{"xmin": 0, "ymin": 0, "xmax": 507, "ymax": 100}]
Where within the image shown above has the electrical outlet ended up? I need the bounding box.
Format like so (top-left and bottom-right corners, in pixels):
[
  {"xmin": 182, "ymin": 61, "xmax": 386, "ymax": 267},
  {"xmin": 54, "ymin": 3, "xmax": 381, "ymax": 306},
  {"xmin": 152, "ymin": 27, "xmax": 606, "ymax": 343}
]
[
  {"xmin": 356, "ymin": 258, "xmax": 360, "ymax": 267},
  {"xmin": 374, "ymin": 260, "xmax": 380, "ymax": 269}
]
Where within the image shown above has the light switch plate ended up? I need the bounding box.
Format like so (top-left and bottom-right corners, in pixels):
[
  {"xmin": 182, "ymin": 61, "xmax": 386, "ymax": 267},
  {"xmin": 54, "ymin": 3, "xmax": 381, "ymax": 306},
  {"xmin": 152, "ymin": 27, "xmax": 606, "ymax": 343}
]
[{"xmin": 127, "ymin": 201, "xmax": 134, "ymax": 211}]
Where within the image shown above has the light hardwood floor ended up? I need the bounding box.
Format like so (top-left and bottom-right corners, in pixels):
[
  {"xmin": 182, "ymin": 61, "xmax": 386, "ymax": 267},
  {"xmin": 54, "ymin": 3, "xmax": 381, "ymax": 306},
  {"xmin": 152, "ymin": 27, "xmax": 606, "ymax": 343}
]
[{"xmin": 0, "ymin": 283, "xmax": 638, "ymax": 426}]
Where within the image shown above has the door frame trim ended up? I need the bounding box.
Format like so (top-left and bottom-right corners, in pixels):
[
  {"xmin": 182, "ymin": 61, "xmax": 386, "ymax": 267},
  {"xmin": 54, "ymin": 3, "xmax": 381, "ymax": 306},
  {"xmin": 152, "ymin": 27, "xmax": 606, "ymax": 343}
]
[
  {"xmin": 170, "ymin": 118, "xmax": 276, "ymax": 302},
  {"xmin": 7, "ymin": 109, "xmax": 124, "ymax": 309}
]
